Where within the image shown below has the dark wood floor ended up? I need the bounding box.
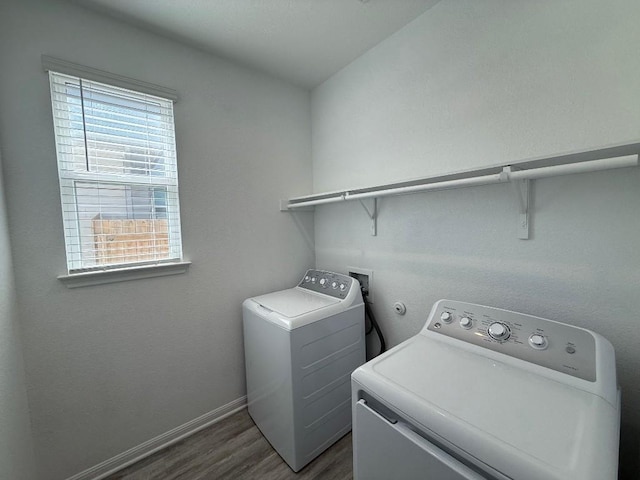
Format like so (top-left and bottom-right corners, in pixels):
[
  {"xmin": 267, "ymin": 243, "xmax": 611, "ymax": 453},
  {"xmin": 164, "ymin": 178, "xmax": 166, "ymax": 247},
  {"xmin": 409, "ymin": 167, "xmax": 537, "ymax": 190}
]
[{"xmin": 105, "ymin": 408, "xmax": 353, "ymax": 480}]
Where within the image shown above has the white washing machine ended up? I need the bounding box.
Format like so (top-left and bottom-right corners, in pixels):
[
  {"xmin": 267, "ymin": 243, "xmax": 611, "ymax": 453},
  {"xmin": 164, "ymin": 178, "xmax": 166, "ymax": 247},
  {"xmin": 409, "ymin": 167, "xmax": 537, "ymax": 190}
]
[
  {"xmin": 243, "ymin": 269, "xmax": 365, "ymax": 472},
  {"xmin": 352, "ymin": 299, "xmax": 620, "ymax": 480}
]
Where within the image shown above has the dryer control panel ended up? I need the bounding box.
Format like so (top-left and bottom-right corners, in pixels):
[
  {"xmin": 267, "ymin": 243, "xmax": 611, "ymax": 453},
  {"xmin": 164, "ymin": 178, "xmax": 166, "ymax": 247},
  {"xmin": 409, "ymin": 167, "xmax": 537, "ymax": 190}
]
[
  {"xmin": 298, "ymin": 269, "xmax": 354, "ymax": 300},
  {"xmin": 425, "ymin": 300, "xmax": 597, "ymax": 382}
]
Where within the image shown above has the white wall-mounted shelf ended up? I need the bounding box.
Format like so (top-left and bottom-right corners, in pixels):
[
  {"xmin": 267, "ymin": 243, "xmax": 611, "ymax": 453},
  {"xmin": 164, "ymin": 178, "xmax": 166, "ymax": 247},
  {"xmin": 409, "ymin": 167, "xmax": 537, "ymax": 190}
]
[{"xmin": 281, "ymin": 143, "xmax": 640, "ymax": 239}]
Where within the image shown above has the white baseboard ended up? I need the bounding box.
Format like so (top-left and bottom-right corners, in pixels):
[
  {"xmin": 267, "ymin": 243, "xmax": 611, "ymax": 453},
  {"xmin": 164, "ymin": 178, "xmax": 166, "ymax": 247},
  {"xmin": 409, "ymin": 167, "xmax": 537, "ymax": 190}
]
[{"xmin": 66, "ymin": 396, "xmax": 247, "ymax": 480}]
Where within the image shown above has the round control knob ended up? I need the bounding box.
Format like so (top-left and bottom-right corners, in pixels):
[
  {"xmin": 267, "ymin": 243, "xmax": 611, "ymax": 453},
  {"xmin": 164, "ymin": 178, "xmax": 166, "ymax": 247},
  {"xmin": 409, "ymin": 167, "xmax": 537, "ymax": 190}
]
[
  {"xmin": 319, "ymin": 278, "xmax": 328, "ymax": 288},
  {"xmin": 304, "ymin": 275, "xmax": 311, "ymax": 283},
  {"xmin": 311, "ymin": 277, "xmax": 317, "ymax": 284},
  {"xmin": 528, "ymin": 334, "xmax": 548, "ymax": 350},
  {"xmin": 459, "ymin": 317, "xmax": 472, "ymax": 329},
  {"xmin": 440, "ymin": 312, "xmax": 453, "ymax": 324},
  {"xmin": 488, "ymin": 322, "xmax": 510, "ymax": 341},
  {"xmin": 339, "ymin": 283, "xmax": 347, "ymax": 291},
  {"xmin": 331, "ymin": 281, "xmax": 338, "ymax": 289}
]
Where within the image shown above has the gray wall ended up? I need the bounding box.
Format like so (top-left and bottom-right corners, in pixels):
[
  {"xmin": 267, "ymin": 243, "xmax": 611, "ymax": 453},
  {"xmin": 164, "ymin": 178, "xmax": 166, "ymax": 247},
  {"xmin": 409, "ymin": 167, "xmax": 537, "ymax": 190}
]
[
  {"xmin": 312, "ymin": 0, "xmax": 640, "ymax": 474},
  {"xmin": 0, "ymin": 148, "xmax": 36, "ymax": 480},
  {"xmin": 0, "ymin": 0, "xmax": 313, "ymax": 478}
]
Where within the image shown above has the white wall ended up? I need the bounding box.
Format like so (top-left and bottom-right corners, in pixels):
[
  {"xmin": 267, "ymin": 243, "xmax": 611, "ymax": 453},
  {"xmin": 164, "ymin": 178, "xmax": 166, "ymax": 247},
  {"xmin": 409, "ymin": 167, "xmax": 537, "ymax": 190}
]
[
  {"xmin": 0, "ymin": 148, "xmax": 36, "ymax": 480},
  {"xmin": 313, "ymin": 0, "xmax": 640, "ymax": 191},
  {"xmin": 0, "ymin": 0, "xmax": 313, "ymax": 478},
  {"xmin": 312, "ymin": 0, "xmax": 640, "ymax": 474}
]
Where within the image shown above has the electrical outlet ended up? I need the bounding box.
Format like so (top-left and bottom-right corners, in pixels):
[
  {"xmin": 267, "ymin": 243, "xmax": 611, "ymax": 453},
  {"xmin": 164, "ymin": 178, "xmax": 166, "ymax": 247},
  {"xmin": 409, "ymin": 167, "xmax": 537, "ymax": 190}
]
[{"xmin": 348, "ymin": 266, "xmax": 373, "ymax": 303}]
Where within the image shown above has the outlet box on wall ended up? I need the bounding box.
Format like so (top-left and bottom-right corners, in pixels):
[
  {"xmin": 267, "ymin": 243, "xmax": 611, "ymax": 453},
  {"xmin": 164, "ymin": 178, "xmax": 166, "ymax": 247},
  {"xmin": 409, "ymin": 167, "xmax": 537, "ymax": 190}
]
[{"xmin": 348, "ymin": 266, "xmax": 373, "ymax": 304}]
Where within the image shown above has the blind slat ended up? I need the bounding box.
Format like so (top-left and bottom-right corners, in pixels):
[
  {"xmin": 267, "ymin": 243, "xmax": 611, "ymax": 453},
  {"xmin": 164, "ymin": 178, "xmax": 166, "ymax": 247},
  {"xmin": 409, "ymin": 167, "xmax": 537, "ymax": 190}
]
[
  {"xmin": 54, "ymin": 129, "xmax": 174, "ymax": 151},
  {"xmin": 54, "ymin": 137, "xmax": 176, "ymax": 157},
  {"xmin": 49, "ymin": 93, "xmax": 174, "ymax": 120},
  {"xmin": 50, "ymin": 109, "xmax": 175, "ymax": 137}
]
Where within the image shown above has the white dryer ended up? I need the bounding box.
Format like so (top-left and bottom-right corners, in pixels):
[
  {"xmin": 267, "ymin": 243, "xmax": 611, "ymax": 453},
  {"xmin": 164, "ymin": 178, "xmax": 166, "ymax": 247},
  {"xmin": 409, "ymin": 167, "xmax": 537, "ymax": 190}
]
[
  {"xmin": 243, "ymin": 269, "xmax": 365, "ymax": 472},
  {"xmin": 352, "ymin": 299, "xmax": 620, "ymax": 480}
]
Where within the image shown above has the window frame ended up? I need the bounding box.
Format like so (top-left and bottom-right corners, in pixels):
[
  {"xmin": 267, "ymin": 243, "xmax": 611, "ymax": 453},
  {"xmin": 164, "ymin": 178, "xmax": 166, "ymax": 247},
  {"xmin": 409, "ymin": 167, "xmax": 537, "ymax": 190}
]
[{"xmin": 43, "ymin": 56, "xmax": 189, "ymax": 287}]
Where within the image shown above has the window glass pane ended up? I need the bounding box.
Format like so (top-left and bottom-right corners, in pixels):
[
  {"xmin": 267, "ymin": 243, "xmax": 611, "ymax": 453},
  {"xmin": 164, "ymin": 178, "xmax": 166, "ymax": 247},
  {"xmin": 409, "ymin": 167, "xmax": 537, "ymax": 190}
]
[{"xmin": 72, "ymin": 182, "xmax": 173, "ymax": 268}]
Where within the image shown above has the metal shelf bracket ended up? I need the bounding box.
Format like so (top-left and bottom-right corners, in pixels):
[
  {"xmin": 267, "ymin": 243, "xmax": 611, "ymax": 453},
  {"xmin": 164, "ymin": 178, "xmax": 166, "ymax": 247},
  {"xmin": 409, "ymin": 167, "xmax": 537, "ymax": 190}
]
[
  {"xmin": 503, "ymin": 167, "xmax": 531, "ymax": 240},
  {"xmin": 359, "ymin": 198, "xmax": 377, "ymax": 236},
  {"xmin": 514, "ymin": 179, "xmax": 531, "ymax": 240}
]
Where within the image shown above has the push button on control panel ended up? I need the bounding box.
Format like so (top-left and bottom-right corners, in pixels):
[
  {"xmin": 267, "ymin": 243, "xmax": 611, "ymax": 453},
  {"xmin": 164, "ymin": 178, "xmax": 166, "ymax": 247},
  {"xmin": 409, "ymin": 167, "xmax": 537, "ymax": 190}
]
[
  {"xmin": 459, "ymin": 317, "xmax": 473, "ymax": 329},
  {"xmin": 528, "ymin": 334, "xmax": 548, "ymax": 350}
]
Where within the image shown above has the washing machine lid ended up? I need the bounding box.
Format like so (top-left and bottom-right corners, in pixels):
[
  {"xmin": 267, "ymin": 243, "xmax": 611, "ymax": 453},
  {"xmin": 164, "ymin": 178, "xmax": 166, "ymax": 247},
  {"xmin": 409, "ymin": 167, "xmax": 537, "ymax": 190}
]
[
  {"xmin": 353, "ymin": 335, "xmax": 619, "ymax": 480},
  {"xmin": 251, "ymin": 288, "xmax": 339, "ymax": 318}
]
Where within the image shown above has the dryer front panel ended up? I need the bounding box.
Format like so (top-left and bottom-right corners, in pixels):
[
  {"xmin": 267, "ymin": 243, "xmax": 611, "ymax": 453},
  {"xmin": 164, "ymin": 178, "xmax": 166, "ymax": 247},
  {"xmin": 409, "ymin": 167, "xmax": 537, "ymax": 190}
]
[{"xmin": 353, "ymin": 400, "xmax": 486, "ymax": 480}]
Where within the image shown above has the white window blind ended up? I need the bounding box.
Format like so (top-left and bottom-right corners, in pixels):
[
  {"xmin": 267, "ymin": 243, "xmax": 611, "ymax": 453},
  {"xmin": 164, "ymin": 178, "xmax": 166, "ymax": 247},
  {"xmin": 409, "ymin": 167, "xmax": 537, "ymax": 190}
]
[{"xmin": 48, "ymin": 71, "xmax": 183, "ymax": 273}]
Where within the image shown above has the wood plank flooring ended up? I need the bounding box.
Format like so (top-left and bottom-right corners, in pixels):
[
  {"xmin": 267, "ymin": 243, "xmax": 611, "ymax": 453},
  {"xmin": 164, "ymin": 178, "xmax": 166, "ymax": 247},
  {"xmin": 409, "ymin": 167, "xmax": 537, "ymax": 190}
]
[{"xmin": 105, "ymin": 408, "xmax": 353, "ymax": 480}]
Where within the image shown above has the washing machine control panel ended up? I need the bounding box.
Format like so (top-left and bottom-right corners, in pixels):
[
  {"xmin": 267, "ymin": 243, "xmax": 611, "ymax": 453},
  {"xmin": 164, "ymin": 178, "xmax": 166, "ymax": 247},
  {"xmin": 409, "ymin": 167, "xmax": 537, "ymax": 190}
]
[
  {"xmin": 298, "ymin": 270, "xmax": 354, "ymax": 299},
  {"xmin": 426, "ymin": 300, "xmax": 597, "ymax": 381}
]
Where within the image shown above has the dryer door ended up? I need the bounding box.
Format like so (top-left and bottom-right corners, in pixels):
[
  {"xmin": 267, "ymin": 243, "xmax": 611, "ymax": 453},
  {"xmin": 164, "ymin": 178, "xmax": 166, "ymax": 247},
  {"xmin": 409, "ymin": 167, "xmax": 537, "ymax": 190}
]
[{"xmin": 353, "ymin": 400, "xmax": 487, "ymax": 480}]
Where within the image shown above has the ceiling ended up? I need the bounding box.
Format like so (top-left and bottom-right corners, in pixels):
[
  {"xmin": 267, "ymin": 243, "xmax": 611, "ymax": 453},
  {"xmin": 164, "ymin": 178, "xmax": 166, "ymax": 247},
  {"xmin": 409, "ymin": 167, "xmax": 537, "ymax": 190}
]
[{"xmin": 71, "ymin": 0, "xmax": 441, "ymax": 88}]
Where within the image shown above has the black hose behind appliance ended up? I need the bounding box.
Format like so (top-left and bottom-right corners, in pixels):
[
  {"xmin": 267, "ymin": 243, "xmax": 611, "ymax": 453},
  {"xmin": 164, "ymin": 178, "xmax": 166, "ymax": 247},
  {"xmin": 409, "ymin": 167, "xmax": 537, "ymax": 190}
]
[{"xmin": 363, "ymin": 289, "xmax": 386, "ymax": 357}]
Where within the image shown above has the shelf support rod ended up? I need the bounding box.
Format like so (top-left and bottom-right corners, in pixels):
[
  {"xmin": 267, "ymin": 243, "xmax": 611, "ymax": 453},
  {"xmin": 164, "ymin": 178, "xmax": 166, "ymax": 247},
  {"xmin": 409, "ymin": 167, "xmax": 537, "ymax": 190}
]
[
  {"xmin": 283, "ymin": 153, "xmax": 638, "ymax": 238},
  {"xmin": 284, "ymin": 154, "xmax": 637, "ymax": 210},
  {"xmin": 358, "ymin": 198, "xmax": 377, "ymax": 236}
]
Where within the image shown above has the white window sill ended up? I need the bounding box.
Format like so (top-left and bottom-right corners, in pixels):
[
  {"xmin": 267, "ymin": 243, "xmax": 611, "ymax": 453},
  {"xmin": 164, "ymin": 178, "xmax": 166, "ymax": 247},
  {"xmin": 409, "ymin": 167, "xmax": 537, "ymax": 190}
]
[{"xmin": 58, "ymin": 261, "xmax": 191, "ymax": 288}]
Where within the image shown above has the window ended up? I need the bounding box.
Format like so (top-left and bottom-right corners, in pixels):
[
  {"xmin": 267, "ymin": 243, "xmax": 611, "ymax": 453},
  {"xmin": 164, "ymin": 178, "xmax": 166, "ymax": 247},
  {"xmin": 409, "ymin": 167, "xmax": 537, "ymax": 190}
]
[{"xmin": 48, "ymin": 70, "xmax": 183, "ymax": 274}]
